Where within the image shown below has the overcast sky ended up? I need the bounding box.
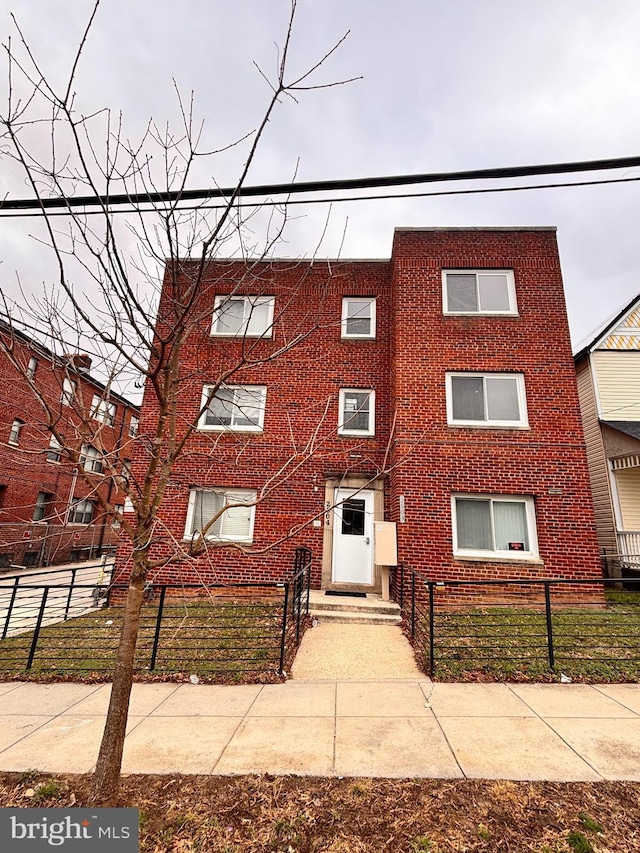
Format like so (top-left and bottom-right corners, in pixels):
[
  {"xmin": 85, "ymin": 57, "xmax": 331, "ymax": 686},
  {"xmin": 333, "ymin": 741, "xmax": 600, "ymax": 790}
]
[{"xmin": 1, "ymin": 0, "xmax": 639, "ymax": 350}]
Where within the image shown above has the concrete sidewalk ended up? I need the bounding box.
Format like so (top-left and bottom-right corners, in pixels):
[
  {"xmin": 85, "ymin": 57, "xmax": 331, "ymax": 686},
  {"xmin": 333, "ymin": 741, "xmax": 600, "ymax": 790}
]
[{"xmin": 0, "ymin": 680, "xmax": 639, "ymax": 781}]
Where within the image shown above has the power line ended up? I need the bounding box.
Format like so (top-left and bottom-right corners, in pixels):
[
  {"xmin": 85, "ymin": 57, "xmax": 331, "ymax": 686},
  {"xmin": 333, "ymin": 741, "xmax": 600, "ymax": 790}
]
[
  {"xmin": 0, "ymin": 154, "xmax": 639, "ymax": 212},
  {"xmin": 1, "ymin": 174, "xmax": 638, "ymax": 219}
]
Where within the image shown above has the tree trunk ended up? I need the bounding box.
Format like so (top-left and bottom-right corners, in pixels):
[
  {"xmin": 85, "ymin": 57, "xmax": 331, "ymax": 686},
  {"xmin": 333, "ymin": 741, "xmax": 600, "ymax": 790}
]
[{"xmin": 91, "ymin": 558, "xmax": 147, "ymax": 804}]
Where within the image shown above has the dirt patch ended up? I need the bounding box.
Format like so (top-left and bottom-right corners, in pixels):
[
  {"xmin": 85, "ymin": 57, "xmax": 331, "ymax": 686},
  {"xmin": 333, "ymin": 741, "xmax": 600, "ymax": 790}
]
[{"xmin": 2, "ymin": 772, "xmax": 640, "ymax": 852}]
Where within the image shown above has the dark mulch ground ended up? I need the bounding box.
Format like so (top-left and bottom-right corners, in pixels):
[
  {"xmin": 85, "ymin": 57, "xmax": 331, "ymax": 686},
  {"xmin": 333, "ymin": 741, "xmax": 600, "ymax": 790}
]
[{"xmin": 2, "ymin": 772, "xmax": 639, "ymax": 852}]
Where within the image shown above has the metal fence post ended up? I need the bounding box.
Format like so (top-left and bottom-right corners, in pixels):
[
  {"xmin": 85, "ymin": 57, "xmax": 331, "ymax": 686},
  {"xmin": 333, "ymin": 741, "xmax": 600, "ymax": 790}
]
[
  {"xmin": 428, "ymin": 581, "xmax": 435, "ymax": 677},
  {"xmin": 2, "ymin": 577, "xmax": 20, "ymax": 641},
  {"xmin": 149, "ymin": 585, "xmax": 167, "ymax": 671},
  {"xmin": 544, "ymin": 581, "xmax": 555, "ymax": 670},
  {"xmin": 411, "ymin": 571, "xmax": 416, "ymax": 637},
  {"xmin": 26, "ymin": 587, "xmax": 49, "ymax": 670},
  {"xmin": 64, "ymin": 567, "xmax": 78, "ymax": 621},
  {"xmin": 305, "ymin": 556, "xmax": 311, "ymax": 615},
  {"xmin": 399, "ymin": 564, "xmax": 404, "ymax": 612},
  {"xmin": 278, "ymin": 582, "xmax": 290, "ymax": 675},
  {"xmin": 295, "ymin": 572, "xmax": 302, "ymax": 645}
]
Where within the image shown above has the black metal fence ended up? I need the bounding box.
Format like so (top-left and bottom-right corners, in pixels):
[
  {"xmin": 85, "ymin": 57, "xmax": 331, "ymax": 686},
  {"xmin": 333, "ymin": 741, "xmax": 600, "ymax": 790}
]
[
  {"xmin": 0, "ymin": 560, "xmax": 113, "ymax": 641},
  {"xmin": 0, "ymin": 548, "xmax": 311, "ymax": 682},
  {"xmin": 390, "ymin": 564, "xmax": 640, "ymax": 680}
]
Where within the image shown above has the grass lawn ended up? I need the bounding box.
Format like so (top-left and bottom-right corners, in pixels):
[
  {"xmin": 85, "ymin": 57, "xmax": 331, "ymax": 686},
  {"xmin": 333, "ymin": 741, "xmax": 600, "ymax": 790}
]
[
  {"xmin": 0, "ymin": 599, "xmax": 287, "ymax": 683},
  {"xmin": 422, "ymin": 589, "xmax": 640, "ymax": 682}
]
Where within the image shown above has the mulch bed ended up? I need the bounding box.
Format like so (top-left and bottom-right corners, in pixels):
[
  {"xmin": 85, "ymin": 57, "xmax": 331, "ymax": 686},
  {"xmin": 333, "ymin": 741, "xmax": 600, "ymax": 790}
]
[{"xmin": 1, "ymin": 772, "xmax": 639, "ymax": 851}]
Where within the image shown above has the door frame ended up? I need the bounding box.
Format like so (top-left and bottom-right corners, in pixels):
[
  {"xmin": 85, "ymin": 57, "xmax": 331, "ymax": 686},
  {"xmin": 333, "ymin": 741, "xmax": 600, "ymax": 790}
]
[
  {"xmin": 331, "ymin": 487, "xmax": 375, "ymax": 585},
  {"xmin": 321, "ymin": 475, "xmax": 385, "ymax": 592}
]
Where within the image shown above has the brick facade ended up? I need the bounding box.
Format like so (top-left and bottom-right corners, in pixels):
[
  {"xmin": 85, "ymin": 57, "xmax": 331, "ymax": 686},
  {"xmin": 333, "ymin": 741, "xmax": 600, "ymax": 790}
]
[
  {"xmin": 120, "ymin": 228, "xmax": 602, "ymax": 588},
  {"xmin": 0, "ymin": 321, "xmax": 139, "ymax": 567}
]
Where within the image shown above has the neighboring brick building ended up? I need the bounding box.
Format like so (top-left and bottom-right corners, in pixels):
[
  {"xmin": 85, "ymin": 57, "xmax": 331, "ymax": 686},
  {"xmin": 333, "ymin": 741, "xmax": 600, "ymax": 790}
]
[
  {"xmin": 122, "ymin": 227, "xmax": 602, "ymax": 590},
  {"xmin": 0, "ymin": 319, "xmax": 139, "ymax": 568}
]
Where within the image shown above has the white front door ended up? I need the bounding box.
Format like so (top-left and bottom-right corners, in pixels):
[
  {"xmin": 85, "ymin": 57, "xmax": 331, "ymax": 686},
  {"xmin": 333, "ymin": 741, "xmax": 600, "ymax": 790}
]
[{"xmin": 332, "ymin": 488, "xmax": 374, "ymax": 584}]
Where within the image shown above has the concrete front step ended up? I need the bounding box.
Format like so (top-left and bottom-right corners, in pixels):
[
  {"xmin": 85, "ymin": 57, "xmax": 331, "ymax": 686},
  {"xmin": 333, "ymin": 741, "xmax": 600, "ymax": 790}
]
[
  {"xmin": 309, "ymin": 609, "xmax": 402, "ymax": 625},
  {"xmin": 308, "ymin": 591, "xmax": 401, "ymax": 625}
]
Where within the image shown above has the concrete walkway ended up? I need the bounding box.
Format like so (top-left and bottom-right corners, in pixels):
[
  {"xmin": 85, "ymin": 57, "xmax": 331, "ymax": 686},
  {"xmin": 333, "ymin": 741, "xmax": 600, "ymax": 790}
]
[
  {"xmin": 291, "ymin": 623, "xmax": 423, "ymax": 679},
  {"xmin": 0, "ymin": 680, "xmax": 639, "ymax": 781}
]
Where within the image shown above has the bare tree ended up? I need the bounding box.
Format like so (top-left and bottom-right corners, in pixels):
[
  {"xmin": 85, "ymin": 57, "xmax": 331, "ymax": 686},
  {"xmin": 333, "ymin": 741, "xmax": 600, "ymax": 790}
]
[{"xmin": 0, "ymin": 0, "xmax": 371, "ymax": 803}]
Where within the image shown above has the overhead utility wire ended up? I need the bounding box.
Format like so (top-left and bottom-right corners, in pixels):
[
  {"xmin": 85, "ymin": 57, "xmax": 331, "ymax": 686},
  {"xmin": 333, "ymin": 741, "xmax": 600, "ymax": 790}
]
[
  {"xmin": 1, "ymin": 174, "xmax": 638, "ymax": 218},
  {"xmin": 0, "ymin": 154, "xmax": 639, "ymax": 212}
]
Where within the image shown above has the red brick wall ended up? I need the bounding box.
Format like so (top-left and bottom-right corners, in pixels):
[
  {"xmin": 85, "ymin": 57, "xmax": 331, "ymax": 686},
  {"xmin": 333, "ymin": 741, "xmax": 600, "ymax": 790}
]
[
  {"xmin": 0, "ymin": 327, "xmax": 137, "ymax": 565},
  {"xmin": 388, "ymin": 228, "xmax": 601, "ymax": 582},
  {"xmin": 118, "ymin": 229, "xmax": 602, "ymax": 586}
]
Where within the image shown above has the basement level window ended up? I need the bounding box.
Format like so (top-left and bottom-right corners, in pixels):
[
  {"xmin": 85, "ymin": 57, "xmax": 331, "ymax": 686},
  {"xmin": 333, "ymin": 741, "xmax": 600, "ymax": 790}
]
[
  {"xmin": 452, "ymin": 494, "xmax": 538, "ymax": 559},
  {"xmin": 184, "ymin": 488, "xmax": 256, "ymax": 542}
]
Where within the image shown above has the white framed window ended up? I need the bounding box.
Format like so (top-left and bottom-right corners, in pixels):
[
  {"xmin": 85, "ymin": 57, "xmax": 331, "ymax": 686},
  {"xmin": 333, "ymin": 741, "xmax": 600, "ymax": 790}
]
[
  {"xmin": 341, "ymin": 297, "xmax": 376, "ymax": 339},
  {"xmin": 61, "ymin": 377, "xmax": 76, "ymax": 406},
  {"xmin": 26, "ymin": 357, "xmax": 38, "ymax": 379},
  {"xmin": 446, "ymin": 373, "xmax": 528, "ymax": 428},
  {"xmin": 80, "ymin": 443, "xmax": 103, "ymax": 474},
  {"xmin": 8, "ymin": 418, "xmax": 24, "ymax": 445},
  {"xmin": 443, "ymin": 270, "xmax": 517, "ymax": 315},
  {"xmin": 199, "ymin": 385, "xmax": 266, "ymax": 432},
  {"xmin": 112, "ymin": 503, "xmax": 124, "ymax": 527},
  {"xmin": 338, "ymin": 389, "xmax": 375, "ymax": 436},
  {"xmin": 211, "ymin": 295, "xmax": 275, "ymax": 338},
  {"xmin": 452, "ymin": 494, "xmax": 538, "ymax": 559},
  {"xmin": 91, "ymin": 394, "xmax": 116, "ymax": 426},
  {"xmin": 46, "ymin": 434, "xmax": 62, "ymax": 463},
  {"xmin": 68, "ymin": 498, "xmax": 94, "ymax": 525},
  {"xmin": 33, "ymin": 491, "xmax": 54, "ymax": 522},
  {"xmin": 121, "ymin": 459, "xmax": 132, "ymax": 485},
  {"xmin": 128, "ymin": 415, "xmax": 139, "ymax": 437},
  {"xmin": 184, "ymin": 488, "xmax": 256, "ymax": 542}
]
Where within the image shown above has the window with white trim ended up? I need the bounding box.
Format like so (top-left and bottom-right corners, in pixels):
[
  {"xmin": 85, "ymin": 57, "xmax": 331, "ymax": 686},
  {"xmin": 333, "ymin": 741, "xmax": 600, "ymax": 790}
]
[
  {"xmin": 68, "ymin": 498, "xmax": 94, "ymax": 525},
  {"xmin": 211, "ymin": 295, "xmax": 275, "ymax": 337},
  {"xmin": 80, "ymin": 443, "xmax": 103, "ymax": 474},
  {"xmin": 452, "ymin": 495, "xmax": 538, "ymax": 559},
  {"xmin": 338, "ymin": 389, "xmax": 375, "ymax": 436},
  {"xmin": 46, "ymin": 434, "xmax": 62, "ymax": 463},
  {"xmin": 128, "ymin": 415, "xmax": 139, "ymax": 437},
  {"xmin": 91, "ymin": 394, "xmax": 116, "ymax": 426},
  {"xmin": 33, "ymin": 491, "xmax": 54, "ymax": 522},
  {"xmin": 199, "ymin": 385, "xmax": 266, "ymax": 432},
  {"xmin": 446, "ymin": 373, "xmax": 528, "ymax": 427},
  {"xmin": 8, "ymin": 419, "xmax": 24, "ymax": 445},
  {"xmin": 341, "ymin": 297, "xmax": 376, "ymax": 338},
  {"xmin": 121, "ymin": 459, "xmax": 132, "ymax": 485},
  {"xmin": 61, "ymin": 377, "xmax": 76, "ymax": 406},
  {"xmin": 26, "ymin": 357, "xmax": 38, "ymax": 379},
  {"xmin": 443, "ymin": 270, "xmax": 517, "ymax": 315},
  {"xmin": 184, "ymin": 488, "xmax": 256, "ymax": 542},
  {"xmin": 112, "ymin": 504, "xmax": 124, "ymax": 527}
]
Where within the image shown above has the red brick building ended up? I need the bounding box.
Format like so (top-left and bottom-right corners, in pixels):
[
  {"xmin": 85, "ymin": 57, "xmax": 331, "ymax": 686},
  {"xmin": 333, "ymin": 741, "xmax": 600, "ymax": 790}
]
[
  {"xmin": 125, "ymin": 227, "xmax": 602, "ymax": 590},
  {"xmin": 0, "ymin": 319, "xmax": 139, "ymax": 568}
]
